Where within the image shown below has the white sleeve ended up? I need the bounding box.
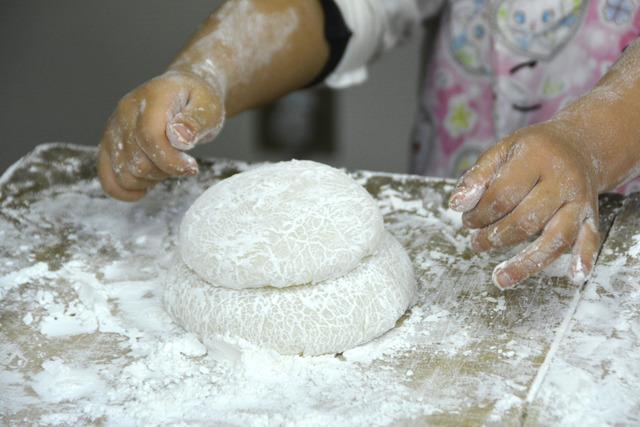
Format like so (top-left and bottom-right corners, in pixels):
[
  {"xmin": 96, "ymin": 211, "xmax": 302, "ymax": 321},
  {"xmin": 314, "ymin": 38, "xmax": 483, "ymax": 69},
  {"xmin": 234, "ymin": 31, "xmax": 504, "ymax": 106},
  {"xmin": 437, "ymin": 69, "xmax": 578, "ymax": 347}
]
[{"xmin": 326, "ymin": 0, "xmax": 445, "ymax": 88}]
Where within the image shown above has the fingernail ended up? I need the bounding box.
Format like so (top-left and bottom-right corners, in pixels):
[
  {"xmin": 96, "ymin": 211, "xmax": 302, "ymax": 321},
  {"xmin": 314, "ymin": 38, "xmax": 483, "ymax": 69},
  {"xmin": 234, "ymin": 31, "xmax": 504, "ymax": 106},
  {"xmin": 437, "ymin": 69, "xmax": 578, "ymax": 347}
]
[
  {"xmin": 492, "ymin": 264, "xmax": 514, "ymax": 290},
  {"xmin": 449, "ymin": 189, "xmax": 465, "ymax": 211},
  {"xmin": 449, "ymin": 179, "xmax": 466, "ymax": 210},
  {"xmin": 179, "ymin": 153, "xmax": 199, "ymax": 176},
  {"xmin": 168, "ymin": 122, "xmax": 196, "ymax": 150},
  {"xmin": 569, "ymin": 256, "xmax": 589, "ymax": 286},
  {"xmin": 449, "ymin": 183, "xmax": 484, "ymax": 213}
]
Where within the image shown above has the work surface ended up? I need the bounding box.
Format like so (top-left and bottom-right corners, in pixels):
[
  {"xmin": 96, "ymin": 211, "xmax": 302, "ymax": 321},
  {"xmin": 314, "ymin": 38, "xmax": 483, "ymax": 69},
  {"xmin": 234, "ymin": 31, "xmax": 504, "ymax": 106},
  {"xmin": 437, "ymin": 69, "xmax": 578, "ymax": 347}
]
[{"xmin": 1, "ymin": 144, "xmax": 639, "ymax": 426}]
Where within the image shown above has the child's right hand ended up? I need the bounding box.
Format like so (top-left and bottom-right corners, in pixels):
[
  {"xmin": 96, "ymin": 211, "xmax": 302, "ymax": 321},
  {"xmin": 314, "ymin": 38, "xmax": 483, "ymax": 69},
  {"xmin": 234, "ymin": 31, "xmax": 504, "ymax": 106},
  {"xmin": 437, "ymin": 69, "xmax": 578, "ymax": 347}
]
[
  {"xmin": 97, "ymin": 0, "xmax": 329, "ymax": 201},
  {"xmin": 97, "ymin": 70, "xmax": 224, "ymax": 201}
]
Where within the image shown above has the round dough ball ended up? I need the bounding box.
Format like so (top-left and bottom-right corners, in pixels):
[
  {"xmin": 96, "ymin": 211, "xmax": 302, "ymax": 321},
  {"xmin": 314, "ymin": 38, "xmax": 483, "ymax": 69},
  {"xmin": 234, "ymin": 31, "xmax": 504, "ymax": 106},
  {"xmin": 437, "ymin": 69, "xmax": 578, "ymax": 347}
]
[
  {"xmin": 164, "ymin": 232, "xmax": 417, "ymax": 356},
  {"xmin": 179, "ymin": 160, "xmax": 384, "ymax": 289}
]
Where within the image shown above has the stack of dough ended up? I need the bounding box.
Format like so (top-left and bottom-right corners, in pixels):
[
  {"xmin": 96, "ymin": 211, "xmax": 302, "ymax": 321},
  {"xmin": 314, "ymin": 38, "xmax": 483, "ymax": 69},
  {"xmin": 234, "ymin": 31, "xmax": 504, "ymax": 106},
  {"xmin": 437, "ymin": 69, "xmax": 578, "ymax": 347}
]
[{"xmin": 163, "ymin": 160, "xmax": 417, "ymax": 355}]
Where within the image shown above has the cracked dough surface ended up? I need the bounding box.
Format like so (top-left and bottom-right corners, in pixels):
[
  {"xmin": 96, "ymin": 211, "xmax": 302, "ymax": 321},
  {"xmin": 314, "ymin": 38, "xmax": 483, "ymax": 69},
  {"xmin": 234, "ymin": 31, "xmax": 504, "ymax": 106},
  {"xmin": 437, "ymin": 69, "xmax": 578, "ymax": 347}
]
[
  {"xmin": 164, "ymin": 232, "xmax": 417, "ymax": 355},
  {"xmin": 179, "ymin": 160, "xmax": 384, "ymax": 289}
]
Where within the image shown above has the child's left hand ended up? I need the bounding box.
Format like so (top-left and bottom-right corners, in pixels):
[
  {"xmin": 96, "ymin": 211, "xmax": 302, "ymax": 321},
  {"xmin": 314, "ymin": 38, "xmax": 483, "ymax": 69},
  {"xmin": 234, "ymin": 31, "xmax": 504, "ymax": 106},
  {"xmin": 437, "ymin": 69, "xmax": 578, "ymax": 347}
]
[
  {"xmin": 448, "ymin": 40, "xmax": 640, "ymax": 290},
  {"xmin": 448, "ymin": 121, "xmax": 600, "ymax": 290}
]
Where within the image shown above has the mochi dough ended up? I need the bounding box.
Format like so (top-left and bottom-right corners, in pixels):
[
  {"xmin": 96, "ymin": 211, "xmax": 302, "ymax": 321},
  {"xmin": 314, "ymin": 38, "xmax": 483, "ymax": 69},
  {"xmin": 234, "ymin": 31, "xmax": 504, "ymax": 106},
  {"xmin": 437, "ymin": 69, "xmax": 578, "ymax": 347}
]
[
  {"xmin": 179, "ymin": 160, "xmax": 384, "ymax": 289},
  {"xmin": 164, "ymin": 232, "xmax": 417, "ymax": 355}
]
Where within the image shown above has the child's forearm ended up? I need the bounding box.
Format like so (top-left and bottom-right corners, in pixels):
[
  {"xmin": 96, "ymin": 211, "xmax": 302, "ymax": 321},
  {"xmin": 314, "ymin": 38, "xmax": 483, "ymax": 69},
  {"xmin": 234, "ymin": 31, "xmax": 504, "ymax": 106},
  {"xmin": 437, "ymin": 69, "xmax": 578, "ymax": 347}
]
[
  {"xmin": 168, "ymin": 0, "xmax": 329, "ymax": 117},
  {"xmin": 552, "ymin": 39, "xmax": 640, "ymax": 192}
]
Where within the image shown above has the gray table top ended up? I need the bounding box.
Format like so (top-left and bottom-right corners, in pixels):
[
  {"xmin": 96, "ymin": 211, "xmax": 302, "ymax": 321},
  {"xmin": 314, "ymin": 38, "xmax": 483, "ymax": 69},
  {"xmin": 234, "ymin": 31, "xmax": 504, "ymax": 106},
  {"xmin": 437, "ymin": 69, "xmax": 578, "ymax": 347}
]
[{"xmin": 1, "ymin": 143, "xmax": 638, "ymax": 426}]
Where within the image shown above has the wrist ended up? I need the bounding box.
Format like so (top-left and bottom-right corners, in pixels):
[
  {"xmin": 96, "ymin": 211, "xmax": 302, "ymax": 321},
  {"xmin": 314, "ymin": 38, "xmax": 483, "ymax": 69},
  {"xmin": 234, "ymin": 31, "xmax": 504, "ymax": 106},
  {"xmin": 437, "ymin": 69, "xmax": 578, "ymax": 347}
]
[
  {"xmin": 550, "ymin": 89, "xmax": 640, "ymax": 192},
  {"xmin": 544, "ymin": 113, "xmax": 602, "ymax": 194}
]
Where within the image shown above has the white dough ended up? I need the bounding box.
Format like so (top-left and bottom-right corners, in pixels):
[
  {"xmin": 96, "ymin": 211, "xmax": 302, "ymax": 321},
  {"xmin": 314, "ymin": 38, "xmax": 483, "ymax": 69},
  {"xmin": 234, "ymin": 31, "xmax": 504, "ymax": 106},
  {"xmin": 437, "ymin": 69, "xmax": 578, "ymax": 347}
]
[
  {"xmin": 179, "ymin": 160, "xmax": 384, "ymax": 289},
  {"xmin": 164, "ymin": 232, "xmax": 417, "ymax": 355}
]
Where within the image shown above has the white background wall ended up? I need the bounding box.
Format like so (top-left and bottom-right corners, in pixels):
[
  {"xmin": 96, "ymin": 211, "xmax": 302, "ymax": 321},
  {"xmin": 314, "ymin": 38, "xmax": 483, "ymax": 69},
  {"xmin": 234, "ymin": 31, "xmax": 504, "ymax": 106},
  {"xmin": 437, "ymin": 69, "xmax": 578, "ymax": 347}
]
[{"xmin": 0, "ymin": 0, "xmax": 423, "ymax": 174}]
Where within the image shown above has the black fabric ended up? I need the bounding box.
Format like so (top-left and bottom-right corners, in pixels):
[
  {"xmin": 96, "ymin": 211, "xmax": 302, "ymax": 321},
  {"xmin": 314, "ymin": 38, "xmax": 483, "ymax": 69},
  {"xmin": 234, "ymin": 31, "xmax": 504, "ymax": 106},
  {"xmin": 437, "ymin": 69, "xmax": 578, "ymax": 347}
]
[{"xmin": 307, "ymin": 0, "xmax": 353, "ymax": 86}]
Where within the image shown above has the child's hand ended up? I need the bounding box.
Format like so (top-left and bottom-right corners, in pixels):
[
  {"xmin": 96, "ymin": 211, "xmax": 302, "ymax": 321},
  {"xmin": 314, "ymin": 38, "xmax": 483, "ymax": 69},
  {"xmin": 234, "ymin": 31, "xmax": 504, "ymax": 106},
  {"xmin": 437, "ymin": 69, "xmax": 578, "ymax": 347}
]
[
  {"xmin": 448, "ymin": 40, "xmax": 640, "ymax": 290},
  {"xmin": 449, "ymin": 122, "xmax": 600, "ymax": 289},
  {"xmin": 97, "ymin": 0, "xmax": 329, "ymax": 201},
  {"xmin": 97, "ymin": 71, "xmax": 224, "ymax": 201}
]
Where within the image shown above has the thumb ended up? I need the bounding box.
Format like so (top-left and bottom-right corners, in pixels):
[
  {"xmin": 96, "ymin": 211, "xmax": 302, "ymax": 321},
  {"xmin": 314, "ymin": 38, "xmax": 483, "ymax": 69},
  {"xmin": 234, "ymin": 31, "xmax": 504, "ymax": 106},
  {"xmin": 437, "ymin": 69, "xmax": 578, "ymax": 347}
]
[{"xmin": 166, "ymin": 79, "xmax": 226, "ymax": 151}]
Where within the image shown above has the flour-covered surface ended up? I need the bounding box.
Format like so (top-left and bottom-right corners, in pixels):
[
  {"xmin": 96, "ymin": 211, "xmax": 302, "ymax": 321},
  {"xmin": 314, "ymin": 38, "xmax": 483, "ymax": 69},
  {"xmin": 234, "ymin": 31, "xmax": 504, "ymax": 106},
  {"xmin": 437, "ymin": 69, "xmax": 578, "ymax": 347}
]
[
  {"xmin": 0, "ymin": 143, "xmax": 631, "ymax": 426},
  {"xmin": 525, "ymin": 194, "xmax": 640, "ymax": 426}
]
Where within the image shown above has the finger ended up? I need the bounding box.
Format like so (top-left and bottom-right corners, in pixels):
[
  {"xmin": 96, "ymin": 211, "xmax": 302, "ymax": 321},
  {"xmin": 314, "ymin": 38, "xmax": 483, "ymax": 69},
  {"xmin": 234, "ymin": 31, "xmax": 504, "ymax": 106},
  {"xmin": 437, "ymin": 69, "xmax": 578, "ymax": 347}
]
[
  {"xmin": 471, "ymin": 182, "xmax": 560, "ymax": 251},
  {"xmin": 569, "ymin": 218, "xmax": 600, "ymax": 285},
  {"xmin": 492, "ymin": 203, "xmax": 581, "ymax": 290},
  {"xmin": 128, "ymin": 147, "xmax": 168, "ymax": 181},
  {"xmin": 104, "ymin": 123, "xmax": 129, "ymax": 178},
  {"xmin": 112, "ymin": 137, "xmax": 162, "ymax": 190},
  {"xmin": 97, "ymin": 143, "xmax": 147, "ymax": 202},
  {"xmin": 449, "ymin": 140, "xmax": 512, "ymax": 213},
  {"xmin": 136, "ymin": 94, "xmax": 199, "ymax": 177},
  {"xmin": 165, "ymin": 75, "xmax": 225, "ymax": 150},
  {"xmin": 115, "ymin": 169, "xmax": 157, "ymax": 191},
  {"xmin": 463, "ymin": 150, "xmax": 540, "ymax": 229},
  {"xmin": 107, "ymin": 113, "xmax": 169, "ymax": 185}
]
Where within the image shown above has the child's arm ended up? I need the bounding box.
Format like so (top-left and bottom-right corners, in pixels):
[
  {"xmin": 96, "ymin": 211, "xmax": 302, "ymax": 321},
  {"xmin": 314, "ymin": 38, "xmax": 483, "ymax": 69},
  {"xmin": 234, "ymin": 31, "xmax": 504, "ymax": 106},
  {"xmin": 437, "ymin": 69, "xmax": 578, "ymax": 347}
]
[
  {"xmin": 449, "ymin": 39, "xmax": 640, "ymax": 289},
  {"xmin": 98, "ymin": 0, "xmax": 329, "ymax": 201}
]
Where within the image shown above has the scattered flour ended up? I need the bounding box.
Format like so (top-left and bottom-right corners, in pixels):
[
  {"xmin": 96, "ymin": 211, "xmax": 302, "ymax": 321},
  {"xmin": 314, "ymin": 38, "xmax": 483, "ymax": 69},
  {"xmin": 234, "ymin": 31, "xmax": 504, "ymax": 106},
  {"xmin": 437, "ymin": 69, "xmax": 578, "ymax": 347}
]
[
  {"xmin": 628, "ymin": 233, "xmax": 640, "ymax": 258},
  {"xmin": 31, "ymin": 360, "xmax": 106, "ymax": 404},
  {"xmin": 0, "ymin": 149, "xmax": 447, "ymax": 425},
  {"xmin": 2, "ymin": 144, "xmax": 637, "ymax": 425}
]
